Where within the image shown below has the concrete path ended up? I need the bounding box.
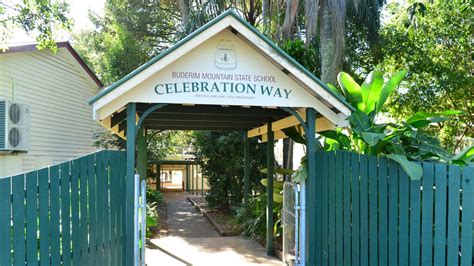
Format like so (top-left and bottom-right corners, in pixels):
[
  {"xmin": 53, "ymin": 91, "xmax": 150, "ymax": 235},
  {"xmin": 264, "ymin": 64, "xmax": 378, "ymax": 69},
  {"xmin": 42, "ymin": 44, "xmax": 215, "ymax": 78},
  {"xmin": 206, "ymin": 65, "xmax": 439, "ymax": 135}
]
[{"xmin": 146, "ymin": 192, "xmax": 284, "ymax": 266}]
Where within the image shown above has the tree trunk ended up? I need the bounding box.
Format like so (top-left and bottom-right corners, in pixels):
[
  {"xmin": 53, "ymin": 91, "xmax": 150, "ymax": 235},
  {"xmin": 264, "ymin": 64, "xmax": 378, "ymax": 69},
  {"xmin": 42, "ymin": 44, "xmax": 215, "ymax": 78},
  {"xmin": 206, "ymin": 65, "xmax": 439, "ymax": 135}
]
[
  {"xmin": 319, "ymin": 0, "xmax": 346, "ymax": 84},
  {"xmin": 177, "ymin": 0, "xmax": 189, "ymax": 30},
  {"xmin": 305, "ymin": 0, "xmax": 319, "ymax": 46},
  {"xmin": 282, "ymin": 138, "xmax": 293, "ymax": 181},
  {"xmin": 262, "ymin": 0, "xmax": 270, "ymax": 34},
  {"xmin": 282, "ymin": 0, "xmax": 299, "ymax": 40}
]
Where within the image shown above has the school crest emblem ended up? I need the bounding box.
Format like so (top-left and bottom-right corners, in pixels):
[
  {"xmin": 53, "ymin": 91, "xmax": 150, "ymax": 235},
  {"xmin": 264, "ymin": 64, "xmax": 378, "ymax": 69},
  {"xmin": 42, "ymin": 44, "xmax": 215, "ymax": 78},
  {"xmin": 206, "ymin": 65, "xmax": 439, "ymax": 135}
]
[{"xmin": 214, "ymin": 42, "xmax": 237, "ymax": 70}]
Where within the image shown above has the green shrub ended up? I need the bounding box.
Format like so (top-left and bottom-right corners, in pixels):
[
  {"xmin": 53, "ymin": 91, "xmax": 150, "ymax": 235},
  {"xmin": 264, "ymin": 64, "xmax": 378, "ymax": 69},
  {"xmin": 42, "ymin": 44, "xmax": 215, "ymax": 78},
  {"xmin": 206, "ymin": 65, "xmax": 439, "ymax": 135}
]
[
  {"xmin": 232, "ymin": 193, "xmax": 283, "ymax": 241},
  {"xmin": 146, "ymin": 201, "xmax": 159, "ymax": 238},
  {"xmin": 146, "ymin": 188, "xmax": 163, "ymax": 203},
  {"xmin": 193, "ymin": 131, "xmax": 267, "ymax": 211},
  {"xmin": 233, "ymin": 194, "xmax": 267, "ymax": 240}
]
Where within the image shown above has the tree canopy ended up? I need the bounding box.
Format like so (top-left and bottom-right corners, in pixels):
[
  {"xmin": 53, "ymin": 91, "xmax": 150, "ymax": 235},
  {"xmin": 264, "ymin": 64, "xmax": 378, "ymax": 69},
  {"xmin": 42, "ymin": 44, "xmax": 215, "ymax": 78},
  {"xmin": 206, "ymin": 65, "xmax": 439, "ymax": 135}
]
[
  {"xmin": 1, "ymin": 0, "xmax": 71, "ymax": 51},
  {"xmin": 380, "ymin": 2, "xmax": 473, "ymax": 149},
  {"xmin": 72, "ymin": 0, "xmax": 472, "ymax": 159}
]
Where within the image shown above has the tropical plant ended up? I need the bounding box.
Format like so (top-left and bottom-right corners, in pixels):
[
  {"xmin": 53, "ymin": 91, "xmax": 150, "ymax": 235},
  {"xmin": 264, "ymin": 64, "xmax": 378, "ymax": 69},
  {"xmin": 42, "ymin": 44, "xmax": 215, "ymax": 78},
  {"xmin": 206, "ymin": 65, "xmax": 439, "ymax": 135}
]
[
  {"xmin": 233, "ymin": 193, "xmax": 267, "ymax": 241},
  {"xmin": 329, "ymin": 70, "xmax": 470, "ymax": 179},
  {"xmin": 285, "ymin": 70, "xmax": 471, "ymax": 180},
  {"xmin": 232, "ymin": 192, "xmax": 282, "ymax": 241}
]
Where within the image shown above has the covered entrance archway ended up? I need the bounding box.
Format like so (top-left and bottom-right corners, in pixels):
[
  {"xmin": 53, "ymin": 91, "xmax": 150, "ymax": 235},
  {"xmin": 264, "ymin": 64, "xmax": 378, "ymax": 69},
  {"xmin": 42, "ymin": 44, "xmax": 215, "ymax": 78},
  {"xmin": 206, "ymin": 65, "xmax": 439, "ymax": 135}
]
[
  {"xmin": 89, "ymin": 9, "xmax": 352, "ymax": 266},
  {"xmin": 150, "ymin": 159, "xmax": 204, "ymax": 193}
]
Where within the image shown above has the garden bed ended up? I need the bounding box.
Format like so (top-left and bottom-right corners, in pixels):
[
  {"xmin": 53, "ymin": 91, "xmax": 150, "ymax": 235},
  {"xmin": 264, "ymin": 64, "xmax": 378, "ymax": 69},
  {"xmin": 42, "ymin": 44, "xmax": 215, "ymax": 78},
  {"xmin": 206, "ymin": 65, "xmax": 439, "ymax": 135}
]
[{"xmin": 187, "ymin": 197, "xmax": 240, "ymax": 236}]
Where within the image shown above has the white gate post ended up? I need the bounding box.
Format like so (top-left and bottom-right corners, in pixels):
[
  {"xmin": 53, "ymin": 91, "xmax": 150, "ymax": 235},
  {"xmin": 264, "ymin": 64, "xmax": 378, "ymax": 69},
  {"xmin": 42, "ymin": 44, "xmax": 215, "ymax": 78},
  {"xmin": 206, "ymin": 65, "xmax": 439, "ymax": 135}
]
[
  {"xmin": 141, "ymin": 179, "xmax": 146, "ymax": 265},
  {"xmin": 134, "ymin": 174, "xmax": 140, "ymax": 265}
]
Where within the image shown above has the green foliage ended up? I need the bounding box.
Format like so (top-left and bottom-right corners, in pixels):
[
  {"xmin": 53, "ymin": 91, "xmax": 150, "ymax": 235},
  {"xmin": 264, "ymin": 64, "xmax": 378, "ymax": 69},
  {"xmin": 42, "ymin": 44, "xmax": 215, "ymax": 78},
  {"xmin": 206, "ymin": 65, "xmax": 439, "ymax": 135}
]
[
  {"xmin": 380, "ymin": 2, "xmax": 473, "ymax": 149},
  {"xmin": 92, "ymin": 128, "xmax": 192, "ymax": 162},
  {"xmin": 386, "ymin": 154, "xmax": 422, "ymax": 181},
  {"xmin": 74, "ymin": 0, "xmax": 179, "ymax": 84},
  {"xmin": 291, "ymin": 156, "xmax": 307, "ymax": 183},
  {"xmin": 193, "ymin": 131, "xmax": 267, "ymax": 211},
  {"xmin": 92, "ymin": 129, "xmax": 125, "ymax": 150},
  {"xmin": 452, "ymin": 146, "xmax": 474, "ymax": 166},
  {"xmin": 232, "ymin": 194, "xmax": 267, "ymax": 240},
  {"xmin": 1, "ymin": 0, "xmax": 71, "ymax": 51},
  {"xmin": 144, "ymin": 188, "xmax": 162, "ymax": 238},
  {"xmin": 337, "ymin": 70, "xmax": 407, "ymax": 115},
  {"xmin": 146, "ymin": 130, "xmax": 193, "ymax": 162},
  {"xmin": 279, "ymin": 38, "xmax": 320, "ymax": 77},
  {"xmin": 145, "ymin": 202, "xmax": 159, "ymax": 238},
  {"xmin": 232, "ymin": 193, "xmax": 282, "ymax": 241},
  {"xmin": 146, "ymin": 188, "xmax": 163, "ymax": 204},
  {"xmin": 325, "ymin": 70, "xmax": 471, "ymax": 179},
  {"xmin": 284, "ymin": 71, "xmax": 470, "ymax": 180},
  {"xmin": 76, "ymin": 1, "xmax": 194, "ymax": 162},
  {"xmin": 259, "ymin": 178, "xmax": 283, "ymax": 203}
]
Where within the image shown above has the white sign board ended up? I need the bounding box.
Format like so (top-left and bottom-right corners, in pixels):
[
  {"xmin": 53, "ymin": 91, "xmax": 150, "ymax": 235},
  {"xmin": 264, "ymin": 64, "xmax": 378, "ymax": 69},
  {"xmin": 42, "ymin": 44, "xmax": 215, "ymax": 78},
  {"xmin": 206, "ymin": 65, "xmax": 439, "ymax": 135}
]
[{"xmin": 97, "ymin": 30, "xmax": 330, "ymax": 120}]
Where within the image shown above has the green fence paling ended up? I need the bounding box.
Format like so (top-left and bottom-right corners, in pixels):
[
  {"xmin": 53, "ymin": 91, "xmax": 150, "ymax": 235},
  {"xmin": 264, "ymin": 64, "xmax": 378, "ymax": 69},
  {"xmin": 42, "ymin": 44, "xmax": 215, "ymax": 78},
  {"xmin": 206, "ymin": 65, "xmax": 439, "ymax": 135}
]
[
  {"xmin": 0, "ymin": 150, "xmax": 126, "ymax": 266},
  {"xmin": 314, "ymin": 150, "xmax": 474, "ymax": 266}
]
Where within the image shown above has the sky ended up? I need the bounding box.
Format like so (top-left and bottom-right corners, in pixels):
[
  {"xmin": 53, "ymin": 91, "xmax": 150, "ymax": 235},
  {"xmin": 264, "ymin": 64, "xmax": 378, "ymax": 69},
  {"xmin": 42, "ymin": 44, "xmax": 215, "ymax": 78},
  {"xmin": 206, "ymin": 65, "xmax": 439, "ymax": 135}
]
[{"xmin": 5, "ymin": 0, "xmax": 105, "ymax": 45}]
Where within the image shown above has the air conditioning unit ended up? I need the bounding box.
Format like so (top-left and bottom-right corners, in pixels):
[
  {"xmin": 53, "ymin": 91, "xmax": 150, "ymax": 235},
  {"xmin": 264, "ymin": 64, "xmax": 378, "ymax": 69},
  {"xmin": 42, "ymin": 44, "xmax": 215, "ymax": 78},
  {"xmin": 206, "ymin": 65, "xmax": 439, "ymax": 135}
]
[{"xmin": 0, "ymin": 100, "xmax": 31, "ymax": 152}]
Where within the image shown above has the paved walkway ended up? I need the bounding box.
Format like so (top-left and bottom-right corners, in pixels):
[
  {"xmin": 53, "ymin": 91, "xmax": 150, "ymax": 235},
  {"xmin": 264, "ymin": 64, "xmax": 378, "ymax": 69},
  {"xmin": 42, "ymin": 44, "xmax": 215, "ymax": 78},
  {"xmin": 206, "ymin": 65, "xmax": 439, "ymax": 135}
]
[{"xmin": 146, "ymin": 192, "xmax": 284, "ymax": 266}]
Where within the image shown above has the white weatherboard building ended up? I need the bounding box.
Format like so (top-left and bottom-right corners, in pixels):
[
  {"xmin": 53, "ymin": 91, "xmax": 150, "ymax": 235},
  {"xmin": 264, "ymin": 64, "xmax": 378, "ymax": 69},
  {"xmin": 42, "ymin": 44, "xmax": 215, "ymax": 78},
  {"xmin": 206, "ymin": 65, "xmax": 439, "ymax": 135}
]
[{"xmin": 0, "ymin": 42, "xmax": 102, "ymax": 177}]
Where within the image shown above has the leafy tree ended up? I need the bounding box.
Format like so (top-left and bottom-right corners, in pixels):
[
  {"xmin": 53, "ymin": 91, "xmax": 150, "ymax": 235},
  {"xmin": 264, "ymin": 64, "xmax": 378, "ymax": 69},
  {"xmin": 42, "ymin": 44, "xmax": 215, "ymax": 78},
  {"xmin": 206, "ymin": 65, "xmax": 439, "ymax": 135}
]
[
  {"xmin": 75, "ymin": 0, "xmax": 192, "ymax": 161},
  {"xmin": 74, "ymin": 0, "xmax": 179, "ymax": 84},
  {"xmin": 146, "ymin": 130, "xmax": 193, "ymax": 162},
  {"xmin": 0, "ymin": 0, "xmax": 71, "ymax": 51},
  {"xmin": 380, "ymin": 2, "xmax": 473, "ymax": 149},
  {"xmin": 193, "ymin": 131, "xmax": 267, "ymax": 211}
]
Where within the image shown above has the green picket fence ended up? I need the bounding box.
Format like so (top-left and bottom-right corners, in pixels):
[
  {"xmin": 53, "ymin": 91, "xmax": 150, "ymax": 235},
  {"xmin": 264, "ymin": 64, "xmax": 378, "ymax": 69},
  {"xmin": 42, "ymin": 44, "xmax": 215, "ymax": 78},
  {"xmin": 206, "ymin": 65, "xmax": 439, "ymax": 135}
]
[
  {"xmin": 0, "ymin": 150, "xmax": 126, "ymax": 266},
  {"xmin": 314, "ymin": 151, "xmax": 474, "ymax": 266}
]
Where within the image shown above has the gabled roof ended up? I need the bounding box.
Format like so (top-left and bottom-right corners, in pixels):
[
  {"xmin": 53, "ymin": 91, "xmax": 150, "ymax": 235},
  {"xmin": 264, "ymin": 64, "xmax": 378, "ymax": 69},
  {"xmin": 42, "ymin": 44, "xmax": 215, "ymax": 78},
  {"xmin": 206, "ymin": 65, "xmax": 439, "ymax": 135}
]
[
  {"xmin": 87, "ymin": 9, "xmax": 353, "ymax": 113},
  {"xmin": 1, "ymin": 42, "xmax": 103, "ymax": 87}
]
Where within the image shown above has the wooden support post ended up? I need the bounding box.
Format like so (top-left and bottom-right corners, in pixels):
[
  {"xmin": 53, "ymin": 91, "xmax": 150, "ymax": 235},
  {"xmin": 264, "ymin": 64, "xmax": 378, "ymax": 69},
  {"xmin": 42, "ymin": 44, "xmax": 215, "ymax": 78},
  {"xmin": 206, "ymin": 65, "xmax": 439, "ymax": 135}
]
[
  {"xmin": 193, "ymin": 164, "xmax": 196, "ymax": 195},
  {"xmin": 191, "ymin": 164, "xmax": 194, "ymax": 195},
  {"xmin": 266, "ymin": 122, "xmax": 274, "ymax": 256},
  {"xmin": 137, "ymin": 127, "xmax": 147, "ymax": 181},
  {"xmin": 201, "ymin": 166, "xmax": 204, "ymax": 196},
  {"xmin": 195, "ymin": 164, "xmax": 198, "ymax": 196},
  {"xmin": 186, "ymin": 164, "xmax": 190, "ymax": 193},
  {"xmin": 125, "ymin": 103, "xmax": 136, "ymax": 266},
  {"xmin": 244, "ymin": 133, "xmax": 250, "ymax": 203},
  {"xmin": 156, "ymin": 164, "xmax": 160, "ymax": 191},
  {"xmin": 306, "ymin": 107, "xmax": 317, "ymax": 265}
]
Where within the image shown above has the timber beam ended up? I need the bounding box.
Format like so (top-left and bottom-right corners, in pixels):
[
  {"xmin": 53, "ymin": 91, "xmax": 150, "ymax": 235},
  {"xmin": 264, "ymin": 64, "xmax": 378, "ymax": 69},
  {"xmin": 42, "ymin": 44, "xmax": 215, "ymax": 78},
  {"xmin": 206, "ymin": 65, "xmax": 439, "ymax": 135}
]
[{"xmin": 248, "ymin": 111, "xmax": 336, "ymax": 142}]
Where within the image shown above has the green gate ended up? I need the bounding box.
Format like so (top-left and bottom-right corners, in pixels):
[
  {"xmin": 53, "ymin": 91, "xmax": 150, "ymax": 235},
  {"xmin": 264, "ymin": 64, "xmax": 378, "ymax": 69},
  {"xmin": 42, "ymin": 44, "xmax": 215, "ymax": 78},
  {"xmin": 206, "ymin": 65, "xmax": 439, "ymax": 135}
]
[
  {"xmin": 312, "ymin": 150, "xmax": 473, "ymax": 266},
  {"xmin": 0, "ymin": 150, "xmax": 126, "ymax": 265}
]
